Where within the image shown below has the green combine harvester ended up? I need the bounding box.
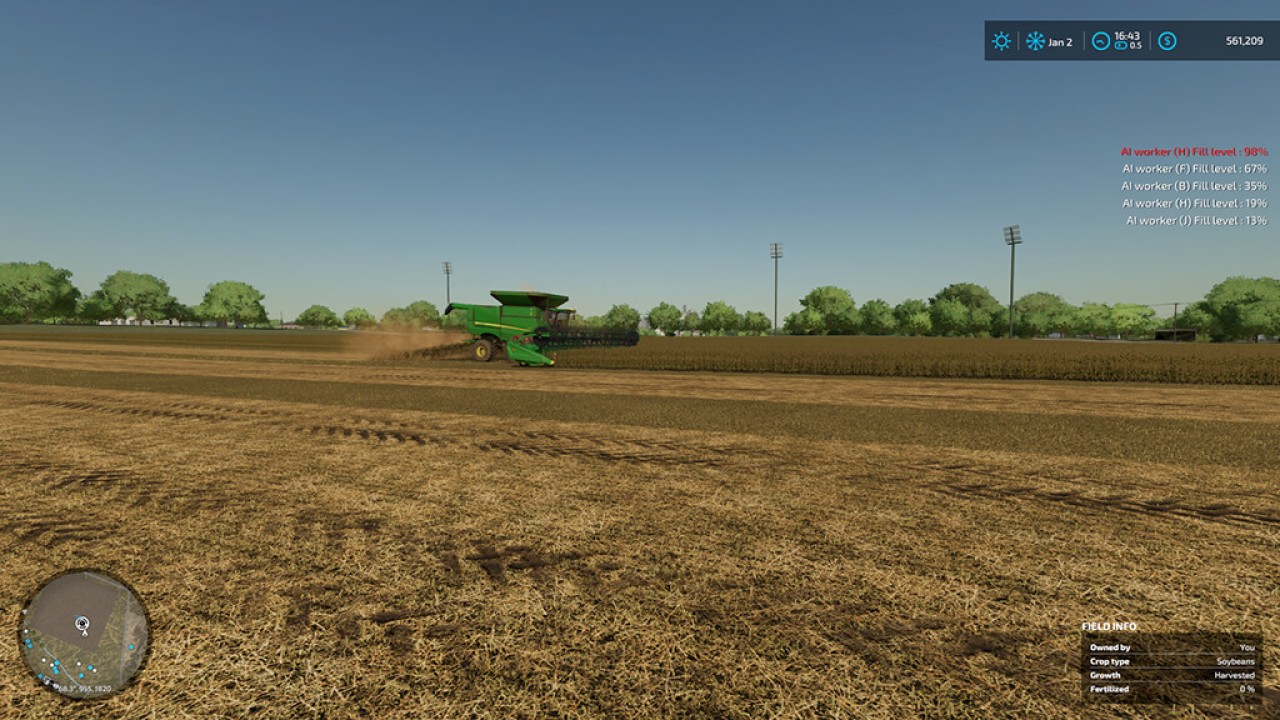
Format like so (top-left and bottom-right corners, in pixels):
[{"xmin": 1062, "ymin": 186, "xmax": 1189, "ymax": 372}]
[{"xmin": 444, "ymin": 290, "xmax": 639, "ymax": 366}]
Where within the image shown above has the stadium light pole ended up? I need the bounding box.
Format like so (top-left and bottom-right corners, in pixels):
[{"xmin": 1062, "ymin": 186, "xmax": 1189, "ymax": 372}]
[
  {"xmin": 770, "ymin": 243, "xmax": 783, "ymax": 332},
  {"xmin": 1003, "ymin": 225, "xmax": 1022, "ymax": 339},
  {"xmin": 442, "ymin": 262, "xmax": 452, "ymax": 305}
]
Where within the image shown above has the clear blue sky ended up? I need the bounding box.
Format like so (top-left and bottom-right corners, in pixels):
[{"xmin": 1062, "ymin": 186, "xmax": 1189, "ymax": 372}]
[{"xmin": 2, "ymin": 1, "xmax": 1276, "ymax": 320}]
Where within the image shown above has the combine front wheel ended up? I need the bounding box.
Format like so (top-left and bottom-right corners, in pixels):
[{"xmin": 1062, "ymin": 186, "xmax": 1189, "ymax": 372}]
[{"xmin": 472, "ymin": 338, "xmax": 496, "ymax": 362}]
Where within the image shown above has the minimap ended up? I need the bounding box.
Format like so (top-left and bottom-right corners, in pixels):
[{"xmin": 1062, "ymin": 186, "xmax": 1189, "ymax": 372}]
[{"xmin": 18, "ymin": 570, "xmax": 149, "ymax": 699}]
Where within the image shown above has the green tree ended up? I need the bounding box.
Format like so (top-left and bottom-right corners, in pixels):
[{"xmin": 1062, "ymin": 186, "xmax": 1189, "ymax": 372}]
[
  {"xmin": 931, "ymin": 283, "xmax": 1002, "ymax": 337},
  {"xmin": 700, "ymin": 301, "xmax": 741, "ymax": 335},
  {"xmin": 1072, "ymin": 302, "xmax": 1114, "ymax": 337},
  {"xmin": 1170, "ymin": 302, "xmax": 1215, "ymax": 337},
  {"xmin": 859, "ymin": 299, "xmax": 896, "ymax": 335},
  {"xmin": 1259, "ymin": 301, "xmax": 1280, "ymax": 337},
  {"xmin": 381, "ymin": 307, "xmax": 412, "ymax": 328},
  {"xmin": 794, "ymin": 286, "xmax": 859, "ymax": 335},
  {"xmin": 741, "ymin": 310, "xmax": 771, "ymax": 335},
  {"xmin": 928, "ymin": 298, "xmax": 969, "ymax": 337},
  {"xmin": 404, "ymin": 301, "xmax": 441, "ymax": 328},
  {"xmin": 933, "ymin": 283, "xmax": 1003, "ymax": 312},
  {"xmin": 196, "ymin": 280, "xmax": 268, "ymax": 327},
  {"xmin": 76, "ymin": 293, "xmax": 115, "ymax": 323},
  {"xmin": 382, "ymin": 301, "xmax": 441, "ymax": 329},
  {"xmin": 1200, "ymin": 276, "xmax": 1280, "ymax": 340},
  {"xmin": 0, "ymin": 261, "xmax": 80, "ymax": 323},
  {"xmin": 296, "ymin": 305, "xmax": 341, "ymax": 328},
  {"xmin": 166, "ymin": 300, "xmax": 196, "ymax": 323},
  {"xmin": 602, "ymin": 304, "xmax": 641, "ymax": 331},
  {"xmin": 783, "ymin": 307, "xmax": 825, "ymax": 335},
  {"xmin": 987, "ymin": 306, "xmax": 1010, "ymax": 338},
  {"xmin": 575, "ymin": 315, "xmax": 606, "ymax": 330},
  {"xmin": 893, "ymin": 299, "xmax": 932, "ymax": 336},
  {"xmin": 1014, "ymin": 292, "xmax": 1077, "ymax": 337},
  {"xmin": 646, "ymin": 302, "xmax": 683, "ymax": 336},
  {"xmin": 1110, "ymin": 303, "xmax": 1159, "ymax": 338},
  {"xmin": 1257, "ymin": 304, "xmax": 1280, "ymax": 338},
  {"xmin": 98, "ymin": 271, "xmax": 178, "ymax": 324},
  {"xmin": 681, "ymin": 310, "xmax": 700, "ymax": 336},
  {"xmin": 343, "ymin": 307, "xmax": 376, "ymax": 328}
]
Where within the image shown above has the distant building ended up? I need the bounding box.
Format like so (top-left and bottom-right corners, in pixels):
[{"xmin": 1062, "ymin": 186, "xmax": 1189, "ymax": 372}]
[
  {"xmin": 1154, "ymin": 328, "xmax": 1197, "ymax": 342},
  {"xmin": 98, "ymin": 317, "xmax": 189, "ymax": 327}
]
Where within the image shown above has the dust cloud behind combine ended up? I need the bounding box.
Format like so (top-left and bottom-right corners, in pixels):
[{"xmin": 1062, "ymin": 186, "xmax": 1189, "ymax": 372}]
[{"xmin": 342, "ymin": 330, "xmax": 471, "ymax": 361}]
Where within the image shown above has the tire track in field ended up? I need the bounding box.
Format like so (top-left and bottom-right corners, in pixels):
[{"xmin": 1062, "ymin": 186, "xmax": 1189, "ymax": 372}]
[
  {"xmin": 25, "ymin": 396, "xmax": 776, "ymax": 470},
  {"xmin": 1, "ymin": 510, "xmax": 114, "ymax": 547},
  {"xmin": 908, "ymin": 459, "xmax": 1280, "ymax": 528},
  {"xmin": 293, "ymin": 423, "xmax": 737, "ymax": 467},
  {"xmin": 5, "ymin": 459, "xmax": 161, "ymax": 507},
  {"xmin": 1, "ymin": 452, "xmax": 273, "ymax": 551},
  {"xmin": 37, "ymin": 397, "xmax": 293, "ymax": 422},
  {"xmin": 300, "ymin": 415, "xmax": 753, "ymax": 467}
]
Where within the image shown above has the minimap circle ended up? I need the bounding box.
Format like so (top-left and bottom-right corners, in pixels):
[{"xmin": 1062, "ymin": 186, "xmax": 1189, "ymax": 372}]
[{"xmin": 17, "ymin": 569, "xmax": 151, "ymax": 700}]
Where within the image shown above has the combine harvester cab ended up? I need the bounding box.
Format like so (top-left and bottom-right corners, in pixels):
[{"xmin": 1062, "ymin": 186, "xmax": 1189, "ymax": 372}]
[{"xmin": 444, "ymin": 290, "xmax": 639, "ymax": 366}]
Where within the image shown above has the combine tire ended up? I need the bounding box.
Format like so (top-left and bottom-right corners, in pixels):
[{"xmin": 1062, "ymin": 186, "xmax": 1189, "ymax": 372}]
[{"xmin": 472, "ymin": 338, "xmax": 496, "ymax": 362}]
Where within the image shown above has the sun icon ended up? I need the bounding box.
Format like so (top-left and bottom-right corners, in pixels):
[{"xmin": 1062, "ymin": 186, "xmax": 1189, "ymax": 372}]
[
  {"xmin": 1026, "ymin": 31, "xmax": 1046, "ymax": 52},
  {"xmin": 992, "ymin": 32, "xmax": 1012, "ymax": 52}
]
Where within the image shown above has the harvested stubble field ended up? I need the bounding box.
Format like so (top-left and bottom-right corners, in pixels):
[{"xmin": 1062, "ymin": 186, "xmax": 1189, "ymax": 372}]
[
  {"xmin": 555, "ymin": 336, "xmax": 1280, "ymax": 384},
  {"xmin": 0, "ymin": 327, "xmax": 1277, "ymax": 719}
]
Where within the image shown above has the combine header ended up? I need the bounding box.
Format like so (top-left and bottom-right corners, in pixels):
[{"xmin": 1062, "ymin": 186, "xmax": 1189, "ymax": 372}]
[{"xmin": 444, "ymin": 290, "xmax": 639, "ymax": 366}]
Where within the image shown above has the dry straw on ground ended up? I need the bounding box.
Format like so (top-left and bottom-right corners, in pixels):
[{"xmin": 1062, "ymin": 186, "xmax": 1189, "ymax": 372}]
[{"xmin": 0, "ymin": 328, "xmax": 1276, "ymax": 719}]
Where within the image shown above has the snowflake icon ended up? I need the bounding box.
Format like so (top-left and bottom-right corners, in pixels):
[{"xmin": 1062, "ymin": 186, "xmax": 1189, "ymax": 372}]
[
  {"xmin": 992, "ymin": 32, "xmax": 1012, "ymax": 52},
  {"xmin": 1026, "ymin": 31, "xmax": 1046, "ymax": 52}
]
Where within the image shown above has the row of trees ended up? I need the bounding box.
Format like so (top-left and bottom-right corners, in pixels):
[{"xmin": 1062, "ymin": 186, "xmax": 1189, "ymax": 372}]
[
  {"xmin": 570, "ymin": 302, "xmax": 773, "ymax": 336},
  {"xmin": 778, "ymin": 284, "xmax": 1166, "ymax": 339},
  {"xmin": 296, "ymin": 301, "xmax": 466, "ymax": 331},
  {"xmin": 0, "ymin": 262, "xmax": 459, "ymax": 330},
  {"xmin": 0, "ymin": 263, "xmax": 273, "ymax": 326},
  {"xmin": 770, "ymin": 279, "xmax": 1278, "ymax": 341},
  {"xmin": 618, "ymin": 277, "xmax": 1278, "ymax": 341},
  {"xmin": 2, "ymin": 261, "xmax": 1276, "ymax": 340}
]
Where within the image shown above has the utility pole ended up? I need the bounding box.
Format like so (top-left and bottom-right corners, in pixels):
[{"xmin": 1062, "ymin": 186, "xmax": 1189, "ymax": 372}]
[
  {"xmin": 1149, "ymin": 302, "xmax": 1193, "ymax": 339},
  {"xmin": 442, "ymin": 262, "xmax": 453, "ymax": 305},
  {"xmin": 769, "ymin": 243, "xmax": 783, "ymax": 332},
  {"xmin": 1003, "ymin": 225, "xmax": 1022, "ymax": 338}
]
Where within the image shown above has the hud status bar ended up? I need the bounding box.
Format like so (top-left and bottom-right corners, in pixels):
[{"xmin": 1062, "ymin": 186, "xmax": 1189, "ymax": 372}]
[{"xmin": 985, "ymin": 21, "xmax": 1279, "ymax": 61}]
